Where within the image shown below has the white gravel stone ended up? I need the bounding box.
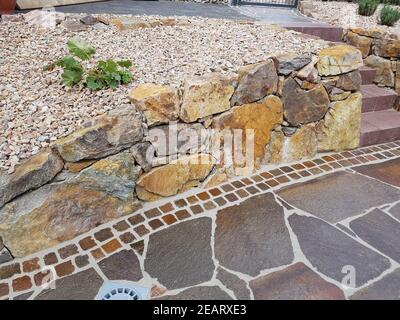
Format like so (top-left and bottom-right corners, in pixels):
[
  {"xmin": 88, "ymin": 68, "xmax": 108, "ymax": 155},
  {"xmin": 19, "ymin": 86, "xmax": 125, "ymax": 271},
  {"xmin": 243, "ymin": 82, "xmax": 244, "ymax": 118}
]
[{"xmin": 0, "ymin": 13, "xmax": 328, "ymax": 171}]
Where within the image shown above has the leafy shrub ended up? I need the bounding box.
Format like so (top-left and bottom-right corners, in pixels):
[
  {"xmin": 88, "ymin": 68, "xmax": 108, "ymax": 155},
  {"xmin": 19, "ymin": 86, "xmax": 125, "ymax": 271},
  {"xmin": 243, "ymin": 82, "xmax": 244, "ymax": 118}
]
[
  {"xmin": 47, "ymin": 38, "xmax": 133, "ymax": 90},
  {"xmin": 358, "ymin": 0, "xmax": 379, "ymax": 16},
  {"xmin": 380, "ymin": 4, "xmax": 400, "ymax": 25}
]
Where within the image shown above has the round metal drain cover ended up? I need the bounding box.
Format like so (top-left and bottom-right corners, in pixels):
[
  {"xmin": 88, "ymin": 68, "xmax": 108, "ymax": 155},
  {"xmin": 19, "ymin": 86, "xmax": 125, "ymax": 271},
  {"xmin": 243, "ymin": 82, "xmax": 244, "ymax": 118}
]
[{"xmin": 102, "ymin": 287, "xmax": 139, "ymax": 300}]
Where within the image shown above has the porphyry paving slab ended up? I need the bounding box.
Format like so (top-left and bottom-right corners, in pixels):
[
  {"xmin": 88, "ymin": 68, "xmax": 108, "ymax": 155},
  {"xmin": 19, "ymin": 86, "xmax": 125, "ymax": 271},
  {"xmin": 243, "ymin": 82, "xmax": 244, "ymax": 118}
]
[
  {"xmin": 350, "ymin": 268, "xmax": 400, "ymax": 300},
  {"xmin": 214, "ymin": 193, "xmax": 294, "ymax": 277},
  {"xmin": 144, "ymin": 217, "xmax": 214, "ymax": 290},
  {"xmin": 389, "ymin": 203, "xmax": 400, "ymax": 221},
  {"xmin": 353, "ymin": 158, "xmax": 400, "ymax": 187},
  {"xmin": 249, "ymin": 262, "xmax": 345, "ymax": 300},
  {"xmin": 278, "ymin": 171, "xmax": 400, "ymax": 223},
  {"xmin": 35, "ymin": 268, "xmax": 103, "ymax": 300},
  {"xmin": 349, "ymin": 209, "xmax": 400, "ymax": 263},
  {"xmin": 288, "ymin": 214, "xmax": 391, "ymax": 287},
  {"xmin": 216, "ymin": 267, "xmax": 251, "ymax": 300},
  {"xmin": 98, "ymin": 249, "xmax": 142, "ymax": 281},
  {"xmin": 154, "ymin": 286, "xmax": 232, "ymax": 300}
]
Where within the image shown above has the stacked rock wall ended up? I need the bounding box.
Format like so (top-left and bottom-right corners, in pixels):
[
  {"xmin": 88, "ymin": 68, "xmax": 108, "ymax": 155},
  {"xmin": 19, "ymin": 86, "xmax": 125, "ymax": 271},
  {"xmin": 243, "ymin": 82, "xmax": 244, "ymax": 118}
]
[{"xmin": 0, "ymin": 45, "xmax": 363, "ymax": 258}]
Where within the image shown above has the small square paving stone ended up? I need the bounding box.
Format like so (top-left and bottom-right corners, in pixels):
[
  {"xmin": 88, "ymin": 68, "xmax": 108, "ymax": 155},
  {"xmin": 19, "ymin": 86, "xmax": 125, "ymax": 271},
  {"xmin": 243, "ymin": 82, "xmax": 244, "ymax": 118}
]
[
  {"xmin": 186, "ymin": 195, "xmax": 199, "ymax": 204},
  {"xmin": 113, "ymin": 220, "xmax": 130, "ymax": 232},
  {"xmin": 102, "ymin": 239, "xmax": 122, "ymax": 254},
  {"xmin": 152, "ymin": 286, "xmax": 232, "ymax": 300},
  {"xmin": 131, "ymin": 240, "xmax": 145, "ymax": 256},
  {"xmin": 236, "ymin": 189, "xmax": 249, "ymax": 198},
  {"xmin": 249, "ymin": 262, "xmax": 345, "ymax": 300},
  {"xmin": 216, "ymin": 267, "xmax": 251, "ymax": 300},
  {"xmin": 94, "ymin": 228, "xmax": 113, "ymax": 242},
  {"xmin": 160, "ymin": 203, "xmax": 174, "ymax": 213},
  {"xmin": 214, "ymin": 197, "xmax": 227, "ymax": 206},
  {"xmin": 12, "ymin": 276, "xmax": 32, "ymax": 292},
  {"xmin": 35, "ymin": 268, "xmax": 103, "ymax": 300},
  {"xmin": 120, "ymin": 232, "xmax": 136, "ymax": 244},
  {"xmin": 175, "ymin": 209, "xmax": 191, "ymax": 220},
  {"xmin": 79, "ymin": 237, "xmax": 96, "ymax": 250},
  {"xmin": 128, "ymin": 214, "xmax": 145, "ymax": 226},
  {"xmin": 225, "ymin": 193, "xmax": 239, "ymax": 202},
  {"xmin": 43, "ymin": 253, "xmax": 58, "ymax": 266},
  {"xmin": 203, "ymin": 201, "xmax": 216, "ymax": 210},
  {"xmin": 58, "ymin": 244, "xmax": 78, "ymax": 259},
  {"xmin": 34, "ymin": 270, "xmax": 53, "ymax": 287},
  {"xmin": 221, "ymin": 184, "xmax": 234, "ymax": 192},
  {"xmin": 208, "ymin": 188, "xmax": 222, "ymax": 197},
  {"xmin": 0, "ymin": 263, "xmax": 21, "ymax": 280},
  {"xmin": 288, "ymin": 214, "xmax": 391, "ymax": 287},
  {"xmin": 144, "ymin": 217, "xmax": 214, "ymax": 290},
  {"xmin": 90, "ymin": 248, "xmax": 105, "ymax": 261},
  {"xmin": 55, "ymin": 261, "xmax": 75, "ymax": 277},
  {"xmin": 349, "ymin": 209, "xmax": 400, "ymax": 263},
  {"xmin": 148, "ymin": 219, "xmax": 164, "ymax": 230},
  {"xmin": 278, "ymin": 171, "xmax": 400, "ymax": 223},
  {"xmin": 144, "ymin": 208, "xmax": 162, "ymax": 219},
  {"xmin": 98, "ymin": 249, "xmax": 142, "ymax": 281},
  {"xmin": 174, "ymin": 199, "xmax": 188, "ymax": 208},
  {"xmin": 245, "ymin": 186, "xmax": 259, "ymax": 194},
  {"xmin": 190, "ymin": 205, "xmax": 204, "ymax": 215},
  {"xmin": 22, "ymin": 258, "xmax": 40, "ymax": 273},
  {"xmin": 75, "ymin": 255, "xmax": 89, "ymax": 268},
  {"xmin": 353, "ymin": 158, "xmax": 400, "ymax": 187},
  {"xmin": 197, "ymin": 192, "xmax": 210, "ymax": 201},
  {"xmin": 215, "ymin": 193, "xmax": 293, "ymax": 277},
  {"xmin": 232, "ymin": 180, "xmax": 245, "ymax": 188},
  {"xmin": 134, "ymin": 225, "xmax": 150, "ymax": 236},
  {"xmin": 350, "ymin": 268, "xmax": 400, "ymax": 300},
  {"xmin": 162, "ymin": 214, "xmax": 177, "ymax": 225}
]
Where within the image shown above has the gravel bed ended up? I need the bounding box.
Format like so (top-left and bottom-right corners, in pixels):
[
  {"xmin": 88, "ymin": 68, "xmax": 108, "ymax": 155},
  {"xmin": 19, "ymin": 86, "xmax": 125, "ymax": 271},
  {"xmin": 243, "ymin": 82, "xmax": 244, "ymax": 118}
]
[
  {"xmin": 0, "ymin": 13, "xmax": 328, "ymax": 172},
  {"xmin": 305, "ymin": 1, "xmax": 400, "ymax": 35}
]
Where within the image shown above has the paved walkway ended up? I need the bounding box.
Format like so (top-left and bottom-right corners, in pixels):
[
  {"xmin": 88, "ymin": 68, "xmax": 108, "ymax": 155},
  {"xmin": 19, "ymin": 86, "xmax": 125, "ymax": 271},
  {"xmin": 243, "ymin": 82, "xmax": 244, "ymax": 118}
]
[{"xmin": 1, "ymin": 140, "xmax": 400, "ymax": 300}]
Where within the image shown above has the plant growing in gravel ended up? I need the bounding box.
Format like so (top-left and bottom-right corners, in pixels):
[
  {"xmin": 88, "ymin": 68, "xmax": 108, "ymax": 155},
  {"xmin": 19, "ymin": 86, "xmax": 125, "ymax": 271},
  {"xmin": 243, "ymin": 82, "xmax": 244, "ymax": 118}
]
[
  {"xmin": 380, "ymin": 4, "xmax": 400, "ymax": 25},
  {"xmin": 47, "ymin": 38, "xmax": 133, "ymax": 90},
  {"xmin": 358, "ymin": 0, "xmax": 379, "ymax": 16}
]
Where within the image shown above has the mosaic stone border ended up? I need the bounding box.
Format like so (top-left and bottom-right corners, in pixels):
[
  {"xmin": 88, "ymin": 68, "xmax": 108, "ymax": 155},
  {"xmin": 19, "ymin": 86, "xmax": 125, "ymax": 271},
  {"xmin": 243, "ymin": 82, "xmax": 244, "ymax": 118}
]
[{"xmin": 1, "ymin": 140, "xmax": 399, "ymax": 299}]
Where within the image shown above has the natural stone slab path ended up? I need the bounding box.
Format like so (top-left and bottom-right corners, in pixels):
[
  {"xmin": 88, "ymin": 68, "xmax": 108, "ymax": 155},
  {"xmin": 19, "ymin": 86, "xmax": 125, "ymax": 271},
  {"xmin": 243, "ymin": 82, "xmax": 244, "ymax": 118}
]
[{"xmin": 1, "ymin": 140, "xmax": 400, "ymax": 300}]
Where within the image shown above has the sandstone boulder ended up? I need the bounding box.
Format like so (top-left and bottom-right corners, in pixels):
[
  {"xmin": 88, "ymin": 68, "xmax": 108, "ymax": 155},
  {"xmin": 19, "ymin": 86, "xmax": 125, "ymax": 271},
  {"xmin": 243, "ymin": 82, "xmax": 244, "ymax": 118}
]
[
  {"xmin": 131, "ymin": 142, "xmax": 155, "ymax": 173},
  {"xmin": 180, "ymin": 73, "xmax": 235, "ymax": 123},
  {"xmin": 317, "ymin": 92, "xmax": 362, "ymax": 152},
  {"xmin": 265, "ymin": 125, "xmax": 317, "ymax": 164},
  {"xmin": 374, "ymin": 38, "xmax": 400, "ymax": 58},
  {"xmin": 350, "ymin": 28, "xmax": 387, "ymax": 39},
  {"xmin": 345, "ymin": 31, "xmax": 372, "ymax": 58},
  {"xmin": 317, "ymin": 45, "xmax": 363, "ymax": 76},
  {"xmin": 136, "ymin": 154, "xmax": 214, "ymax": 201},
  {"xmin": 55, "ymin": 106, "xmax": 144, "ymax": 162},
  {"xmin": 282, "ymin": 78, "xmax": 330, "ymax": 126},
  {"xmin": 364, "ymin": 55, "xmax": 395, "ymax": 87},
  {"xmin": 296, "ymin": 55, "xmax": 319, "ymax": 81},
  {"xmin": 276, "ymin": 54, "xmax": 312, "ymax": 76},
  {"xmin": 128, "ymin": 84, "xmax": 180, "ymax": 127},
  {"xmin": 336, "ymin": 70, "xmax": 362, "ymax": 91},
  {"xmin": 0, "ymin": 149, "xmax": 64, "ymax": 208},
  {"xmin": 230, "ymin": 60, "xmax": 278, "ymax": 106},
  {"xmin": 329, "ymin": 88, "xmax": 351, "ymax": 101}
]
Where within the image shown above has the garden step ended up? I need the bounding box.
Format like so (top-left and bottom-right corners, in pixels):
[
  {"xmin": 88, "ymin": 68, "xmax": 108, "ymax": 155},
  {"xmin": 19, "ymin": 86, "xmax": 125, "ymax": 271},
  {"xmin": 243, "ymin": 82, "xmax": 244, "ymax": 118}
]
[
  {"xmin": 359, "ymin": 66, "xmax": 377, "ymax": 85},
  {"xmin": 361, "ymin": 110, "xmax": 400, "ymax": 147},
  {"xmin": 361, "ymin": 84, "xmax": 397, "ymax": 113},
  {"xmin": 280, "ymin": 22, "xmax": 343, "ymax": 42}
]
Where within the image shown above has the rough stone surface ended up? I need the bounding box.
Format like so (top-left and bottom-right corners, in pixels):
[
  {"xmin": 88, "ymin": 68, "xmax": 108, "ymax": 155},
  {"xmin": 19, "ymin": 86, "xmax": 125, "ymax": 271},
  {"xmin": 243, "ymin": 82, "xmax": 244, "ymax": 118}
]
[
  {"xmin": 329, "ymin": 88, "xmax": 351, "ymax": 101},
  {"xmin": 128, "ymin": 84, "xmax": 180, "ymax": 127},
  {"xmin": 296, "ymin": 55, "xmax": 319, "ymax": 81},
  {"xmin": 131, "ymin": 142, "xmax": 155, "ymax": 173},
  {"xmin": 216, "ymin": 267, "xmax": 252, "ymax": 300},
  {"xmin": 374, "ymin": 38, "xmax": 400, "ymax": 58},
  {"xmin": 336, "ymin": 70, "xmax": 362, "ymax": 91},
  {"xmin": 278, "ymin": 171, "xmax": 400, "ymax": 223},
  {"xmin": 180, "ymin": 73, "xmax": 235, "ymax": 123},
  {"xmin": 136, "ymin": 153, "xmax": 214, "ymax": 201},
  {"xmin": 364, "ymin": 55, "xmax": 395, "ymax": 87},
  {"xmin": 55, "ymin": 106, "xmax": 144, "ymax": 162},
  {"xmin": 390, "ymin": 203, "xmax": 400, "ymax": 221},
  {"xmin": 281, "ymin": 78, "xmax": 330, "ymax": 126},
  {"xmin": 35, "ymin": 268, "xmax": 103, "ymax": 300},
  {"xmin": 154, "ymin": 286, "xmax": 232, "ymax": 300},
  {"xmin": 250, "ymin": 262, "xmax": 345, "ymax": 300},
  {"xmin": 353, "ymin": 158, "xmax": 400, "ymax": 187},
  {"xmin": 214, "ymin": 193, "xmax": 293, "ymax": 277},
  {"xmin": 351, "ymin": 268, "xmax": 400, "ymax": 300},
  {"xmin": 288, "ymin": 214, "xmax": 391, "ymax": 287},
  {"xmin": 345, "ymin": 31, "xmax": 372, "ymax": 58},
  {"xmin": 98, "ymin": 249, "xmax": 143, "ymax": 281},
  {"xmin": 316, "ymin": 92, "xmax": 362, "ymax": 152},
  {"xmin": 230, "ymin": 60, "xmax": 278, "ymax": 106},
  {"xmin": 0, "ymin": 149, "xmax": 64, "ymax": 208},
  {"xmin": 350, "ymin": 209, "xmax": 400, "ymax": 263},
  {"xmin": 212, "ymin": 95, "xmax": 283, "ymax": 166},
  {"xmin": 144, "ymin": 217, "xmax": 214, "ymax": 290},
  {"xmin": 317, "ymin": 45, "xmax": 363, "ymax": 76},
  {"xmin": 265, "ymin": 124, "xmax": 317, "ymax": 164},
  {"xmin": 277, "ymin": 54, "xmax": 312, "ymax": 76}
]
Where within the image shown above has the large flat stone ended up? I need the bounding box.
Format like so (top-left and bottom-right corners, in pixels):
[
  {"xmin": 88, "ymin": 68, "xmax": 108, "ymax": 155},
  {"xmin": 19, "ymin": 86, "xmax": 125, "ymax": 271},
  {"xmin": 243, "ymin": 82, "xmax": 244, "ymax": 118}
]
[
  {"xmin": 250, "ymin": 262, "xmax": 345, "ymax": 300},
  {"xmin": 349, "ymin": 209, "xmax": 400, "ymax": 263},
  {"xmin": 144, "ymin": 217, "xmax": 214, "ymax": 290},
  {"xmin": 288, "ymin": 214, "xmax": 391, "ymax": 287},
  {"xmin": 353, "ymin": 158, "xmax": 400, "ymax": 187},
  {"xmin": 98, "ymin": 249, "xmax": 143, "ymax": 281},
  {"xmin": 216, "ymin": 267, "xmax": 251, "ymax": 300},
  {"xmin": 35, "ymin": 268, "xmax": 103, "ymax": 300},
  {"xmin": 214, "ymin": 193, "xmax": 293, "ymax": 277},
  {"xmin": 277, "ymin": 171, "xmax": 400, "ymax": 223},
  {"xmin": 390, "ymin": 203, "xmax": 400, "ymax": 221},
  {"xmin": 154, "ymin": 286, "xmax": 232, "ymax": 300},
  {"xmin": 350, "ymin": 268, "xmax": 400, "ymax": 300}
]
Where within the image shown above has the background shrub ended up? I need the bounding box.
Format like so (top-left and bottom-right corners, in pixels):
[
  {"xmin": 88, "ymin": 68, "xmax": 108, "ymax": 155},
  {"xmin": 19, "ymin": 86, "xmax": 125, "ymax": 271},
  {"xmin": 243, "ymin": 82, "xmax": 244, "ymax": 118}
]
[
  {"xmin": 380, "ymin": 4, "xmax": 400, "ymax": 25},
  {"xmin": 358, "ymin": 0, "xmax": 379, "ymax": 16}
]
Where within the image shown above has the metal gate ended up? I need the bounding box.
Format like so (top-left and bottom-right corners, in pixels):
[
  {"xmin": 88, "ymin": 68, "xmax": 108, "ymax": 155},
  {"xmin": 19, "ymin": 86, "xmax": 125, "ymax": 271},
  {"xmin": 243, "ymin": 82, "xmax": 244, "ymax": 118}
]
[{"xmin": 236, "ymin": 0, "xmax": 299, "ymax": 8}]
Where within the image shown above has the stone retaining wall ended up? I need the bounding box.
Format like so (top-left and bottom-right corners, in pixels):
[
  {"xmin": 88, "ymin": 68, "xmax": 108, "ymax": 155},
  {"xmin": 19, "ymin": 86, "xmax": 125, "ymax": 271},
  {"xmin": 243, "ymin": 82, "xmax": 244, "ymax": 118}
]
[{"xmin": 0, "ymin": 44, "xmax": 363, "ymax": 258}]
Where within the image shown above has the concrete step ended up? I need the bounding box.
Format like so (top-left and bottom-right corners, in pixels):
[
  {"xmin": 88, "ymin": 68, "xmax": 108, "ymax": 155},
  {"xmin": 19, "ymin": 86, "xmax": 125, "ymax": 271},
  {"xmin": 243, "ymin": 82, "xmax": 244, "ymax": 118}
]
[
  {"xmin": 359, "ymin": 66, "xmax": 377, "ymax": 85},
  {"xmin": 280, "ymin": 22, "xmax": 343, "ymax": 42},
  {"xmin": 361, "ymin": 110, "xmax": 400, "ymax": 146},
  {"xmin": 361, "ymin": 84, "xmax": 397, "ymax": 113}
]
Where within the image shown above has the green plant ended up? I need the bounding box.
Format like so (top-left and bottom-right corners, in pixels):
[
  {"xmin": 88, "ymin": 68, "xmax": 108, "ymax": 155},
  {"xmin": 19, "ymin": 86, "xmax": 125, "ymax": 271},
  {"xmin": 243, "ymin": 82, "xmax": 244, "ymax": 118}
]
[
  {"xmin": 380, "ymin": 4, "xmax": 400, "ymax": 25},
  {"xmin": 358, "ymin": 0, "xmax": 379, "ymax": 16},
  {"xmin": 47, "ymin": 38, "xmax": 133, "ymax": 90}
]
